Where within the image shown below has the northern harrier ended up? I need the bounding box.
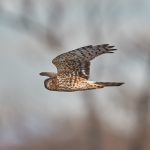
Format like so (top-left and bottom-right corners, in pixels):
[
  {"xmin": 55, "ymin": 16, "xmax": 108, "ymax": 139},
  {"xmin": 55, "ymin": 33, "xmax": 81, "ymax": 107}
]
[{"xmin": 40, "ymin": 44, "xmax": 124, "ymax": 92}]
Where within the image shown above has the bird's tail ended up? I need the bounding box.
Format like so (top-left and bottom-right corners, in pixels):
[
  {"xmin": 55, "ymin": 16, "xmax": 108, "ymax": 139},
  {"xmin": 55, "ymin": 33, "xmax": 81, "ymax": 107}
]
[
  {"xmin": 70, "ymin": 81, "xmax": 124, "ymax": 91},
  {"xmin": 95, "ymin": 82, "xmax": 124, "ymax": 88}
]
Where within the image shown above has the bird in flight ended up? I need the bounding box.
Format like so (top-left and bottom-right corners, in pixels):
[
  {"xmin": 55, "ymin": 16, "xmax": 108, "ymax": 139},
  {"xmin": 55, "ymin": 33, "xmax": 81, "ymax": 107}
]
[{"xmin": 40, "ymin": 44, "xmax": 124, "ymax": 92}]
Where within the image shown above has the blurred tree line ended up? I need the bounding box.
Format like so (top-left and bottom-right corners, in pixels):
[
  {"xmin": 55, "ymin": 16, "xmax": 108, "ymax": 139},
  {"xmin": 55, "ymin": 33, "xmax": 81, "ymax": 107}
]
[{"xmin": 0, "ymin": 0, "xmax": 150, "ymax": 150}]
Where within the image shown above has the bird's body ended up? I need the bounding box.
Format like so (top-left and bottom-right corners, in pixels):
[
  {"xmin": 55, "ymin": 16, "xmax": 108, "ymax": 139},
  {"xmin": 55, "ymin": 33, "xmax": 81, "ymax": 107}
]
[{"xmin": 40, "ymin": 44, "xmax": 124, "ymax": 92}]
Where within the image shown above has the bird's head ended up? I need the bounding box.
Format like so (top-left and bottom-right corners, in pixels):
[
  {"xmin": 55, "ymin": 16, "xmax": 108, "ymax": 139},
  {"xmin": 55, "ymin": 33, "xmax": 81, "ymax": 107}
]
[
  {"xmin": 43, "ymin": 78, "xmax": 52, "ymax": 90},
  {"xmin": 40, "ymin": 72, "xmax": 56, "ymax": 90}
]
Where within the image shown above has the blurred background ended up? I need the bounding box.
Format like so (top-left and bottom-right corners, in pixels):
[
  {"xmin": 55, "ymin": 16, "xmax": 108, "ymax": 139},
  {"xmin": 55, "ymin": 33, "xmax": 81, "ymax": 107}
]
[{"xmin": 0, "ymin": 0, "xmax": 150, "ymax": 150}]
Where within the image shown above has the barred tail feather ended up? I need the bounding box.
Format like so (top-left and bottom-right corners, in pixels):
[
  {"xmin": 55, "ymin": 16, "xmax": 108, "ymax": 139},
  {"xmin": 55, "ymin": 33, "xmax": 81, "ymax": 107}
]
[{"xmin": 95, "ymin": 82, "xmax": 124, "ymax": 87}]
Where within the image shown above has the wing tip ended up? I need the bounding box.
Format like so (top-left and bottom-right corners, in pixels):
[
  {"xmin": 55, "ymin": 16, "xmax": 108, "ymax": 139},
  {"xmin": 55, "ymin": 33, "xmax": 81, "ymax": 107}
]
[
  {"xmin": 94, "ymin": 44, "xmax": 117, "ymax": 51},
  {"xmin": 39, "ymin": 72, "xmax": 46, "ymax": 76}
]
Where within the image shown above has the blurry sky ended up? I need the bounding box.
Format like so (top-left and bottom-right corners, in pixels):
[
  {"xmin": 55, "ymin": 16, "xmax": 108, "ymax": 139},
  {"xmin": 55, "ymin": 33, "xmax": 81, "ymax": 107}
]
[{"xmin": 0, "ymin": 0, "xmax": 150, "ymax": 146}]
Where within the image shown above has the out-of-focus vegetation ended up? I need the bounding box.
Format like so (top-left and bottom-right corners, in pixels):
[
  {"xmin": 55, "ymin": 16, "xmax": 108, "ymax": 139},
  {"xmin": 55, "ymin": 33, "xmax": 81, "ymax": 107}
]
[{"xmin": 0, "ymin": 0, "xmax": 150, "ymax": 150}]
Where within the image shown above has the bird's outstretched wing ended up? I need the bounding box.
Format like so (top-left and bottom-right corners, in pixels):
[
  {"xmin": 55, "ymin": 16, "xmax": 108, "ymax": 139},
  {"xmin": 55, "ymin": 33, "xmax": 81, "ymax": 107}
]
[{"xmin": 52, "ymin": 44, "xmax": 116, "ymax": 79}]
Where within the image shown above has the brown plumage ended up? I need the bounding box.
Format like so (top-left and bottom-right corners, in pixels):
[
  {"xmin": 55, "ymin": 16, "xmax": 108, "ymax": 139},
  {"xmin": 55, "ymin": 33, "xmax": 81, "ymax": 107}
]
[{"xmin": 40, "ymin": 44, "xmax": 124, "ymax": 92}]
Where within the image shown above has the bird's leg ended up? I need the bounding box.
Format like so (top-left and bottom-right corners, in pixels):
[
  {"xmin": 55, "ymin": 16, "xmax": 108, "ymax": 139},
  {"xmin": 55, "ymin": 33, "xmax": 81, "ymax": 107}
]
[{"xmin": 39, "ymin": 72, "xmax": 56, "ymax": 78}]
